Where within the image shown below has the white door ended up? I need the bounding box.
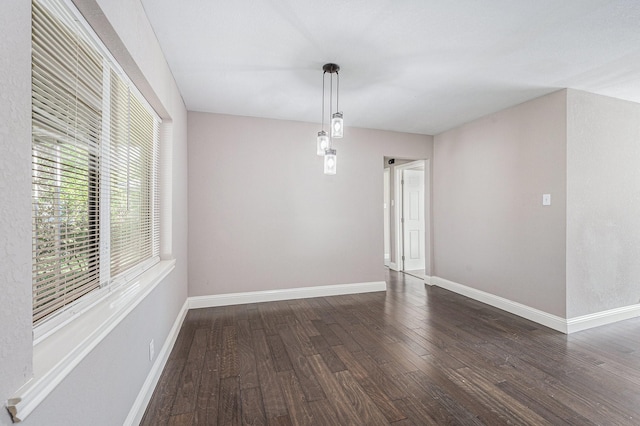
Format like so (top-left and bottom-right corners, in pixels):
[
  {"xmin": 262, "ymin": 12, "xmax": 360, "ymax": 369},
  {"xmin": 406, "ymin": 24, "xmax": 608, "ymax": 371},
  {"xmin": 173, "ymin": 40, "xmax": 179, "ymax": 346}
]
[{"xmin": 402, "ymin": 168, "xmax": 425, "ymax": 271}]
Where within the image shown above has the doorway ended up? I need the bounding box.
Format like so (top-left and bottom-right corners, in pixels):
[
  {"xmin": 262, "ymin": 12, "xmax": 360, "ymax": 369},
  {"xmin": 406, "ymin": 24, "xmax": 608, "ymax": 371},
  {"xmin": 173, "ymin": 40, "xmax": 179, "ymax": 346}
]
[
  {"xmin": 395, "ymin": 160, "xmax": 428, "ymax": 280},
  {"xmin": 383, "ymin": 168, "xmax": 391, "ymax": 266}
]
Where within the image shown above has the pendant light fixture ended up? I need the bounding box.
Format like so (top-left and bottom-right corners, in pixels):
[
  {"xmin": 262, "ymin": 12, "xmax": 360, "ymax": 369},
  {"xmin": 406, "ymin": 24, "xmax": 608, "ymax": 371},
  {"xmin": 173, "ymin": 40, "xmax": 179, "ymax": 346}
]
[
  {"xmin": 316, "ymin": 130, "xmax": 329, "ymax": 155},
  {"xmin": 324, "ymin": 148, "xmax": 337, "ymax": 175},
  {"xmin": 331, "ymin": 111, "xmax": 343, "ymax": 138},
  {"xmin": 316, "ymin": 63, "xmax": 344, "ymax": 174}
]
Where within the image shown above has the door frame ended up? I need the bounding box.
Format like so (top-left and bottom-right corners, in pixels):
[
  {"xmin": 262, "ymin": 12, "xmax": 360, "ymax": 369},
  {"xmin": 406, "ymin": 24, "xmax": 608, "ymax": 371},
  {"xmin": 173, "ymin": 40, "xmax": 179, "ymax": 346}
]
[
  {"xmin": 383, "ymin": 168, "xmax": 391, "ymax": 266},
  {"xmin": 394, "ymin": 160, "xmax": 429, "ymax": 276}
]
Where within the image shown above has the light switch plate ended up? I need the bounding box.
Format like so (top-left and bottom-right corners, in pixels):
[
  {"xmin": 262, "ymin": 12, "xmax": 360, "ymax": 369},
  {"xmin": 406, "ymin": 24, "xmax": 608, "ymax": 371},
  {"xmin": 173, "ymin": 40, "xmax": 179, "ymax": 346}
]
[{"xmin": 542, "ymin": 194, "xmax": 551, "ymax": 206}]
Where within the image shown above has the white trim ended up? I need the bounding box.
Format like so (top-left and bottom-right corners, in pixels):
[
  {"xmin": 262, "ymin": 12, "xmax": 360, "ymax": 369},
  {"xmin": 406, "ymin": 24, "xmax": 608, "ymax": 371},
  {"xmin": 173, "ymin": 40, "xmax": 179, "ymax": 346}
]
[
  {"xmin": 7, "ymin": 260, "xmax": 176, "ymax": 423},
  {"xmin": 159, "ymin": 121, "xmax": 173, "ymax": 260},
  {"xmin": 383, "ymin": 167, "xmax": 391, "ymax": 268},
  {"xmin": 431, "ymin": 276, "xmax": 568, "ymax": 333},
  {"xmin": 566, "ymin": 304, "xmax": 640, "ymax": 333},
  {"xmin": 188, "ymin": 281, "xmax": 387, "ymax": 309},
  {"xmin": 433, "ymin": 276, "xmax": 640, "ymax": 333},
  {"xmin": 424, "ymin": 275, "xmax": 433, "ymax": 286},
  {"xmin": 388, "ymin": 262, "xmax": 399, "ymax": 272},
  {"xmin": 394, "ymin": 168, "xmax": 403, "ymax": 272},
  {"xmin": 394, "ymin": 160, "xmax": 429, "ymax": 275},
  {"xmin": 124, "ymin": 299, "xmax": 189, "ymax": 426}
]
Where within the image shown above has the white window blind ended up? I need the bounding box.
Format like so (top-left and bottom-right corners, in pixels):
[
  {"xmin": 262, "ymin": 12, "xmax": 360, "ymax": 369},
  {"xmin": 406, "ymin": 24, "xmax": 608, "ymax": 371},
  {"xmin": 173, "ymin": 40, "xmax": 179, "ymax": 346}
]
[
  {"xmin": 109, "ymin": 71, "xmax": 160, "ymax": 278},
  {"xmin": 32, "ymin": 0, "xmax": 102, "ymax": 326},
  {"xmin": 31, "ymin": 0, "xmax": 160, "ymax": 327}
]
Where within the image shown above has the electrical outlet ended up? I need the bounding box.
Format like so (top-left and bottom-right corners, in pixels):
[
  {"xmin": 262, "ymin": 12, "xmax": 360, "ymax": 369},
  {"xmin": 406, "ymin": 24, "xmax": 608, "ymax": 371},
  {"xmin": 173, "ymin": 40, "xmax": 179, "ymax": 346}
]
[{"xmin": 149, "ymin": 339, "xmax": 155, "ymax": 361}]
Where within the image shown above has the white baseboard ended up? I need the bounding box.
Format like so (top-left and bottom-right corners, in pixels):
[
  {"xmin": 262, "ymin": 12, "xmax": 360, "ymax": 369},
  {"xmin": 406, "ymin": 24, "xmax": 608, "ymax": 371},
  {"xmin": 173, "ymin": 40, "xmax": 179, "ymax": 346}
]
[
  {"xmin": 431, "ymin": 276, "xmax": 568, "ymax": 333},
  {"xmin": 388, "ymin": 262, "xmax": 399, "ymax": 272},
  {"xmin": 189, "ymin": 281, "xmax": 387, "ymax": 309},
  {"xmin": 432, "ymin": 276, "xmax": 640, "ymax": 334},
  {"xmin": 125, "ymin": 299, "xmax": 189, "ymax": 425},
  {"xmin": 567, "ymin": 304, "xmax": 640, "ymax": 333},
  {"xmin": 424, "ymin": 275, "xmax": 433, "ymax": 286}
]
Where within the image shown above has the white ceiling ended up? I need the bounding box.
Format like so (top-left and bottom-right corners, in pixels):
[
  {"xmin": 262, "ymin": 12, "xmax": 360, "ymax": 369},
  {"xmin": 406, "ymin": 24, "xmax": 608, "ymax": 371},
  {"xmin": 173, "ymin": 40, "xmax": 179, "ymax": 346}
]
[{"xmin": 140, "ymin": 0, "xmax": 640, "ymax": 135}]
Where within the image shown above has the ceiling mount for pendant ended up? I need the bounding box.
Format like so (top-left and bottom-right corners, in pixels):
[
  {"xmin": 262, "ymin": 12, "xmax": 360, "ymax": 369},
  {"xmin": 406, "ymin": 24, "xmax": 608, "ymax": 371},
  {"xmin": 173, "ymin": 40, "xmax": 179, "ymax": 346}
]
[{"xmin": 322, "ymin": 63, "xmax": 340, "ymax": 74}]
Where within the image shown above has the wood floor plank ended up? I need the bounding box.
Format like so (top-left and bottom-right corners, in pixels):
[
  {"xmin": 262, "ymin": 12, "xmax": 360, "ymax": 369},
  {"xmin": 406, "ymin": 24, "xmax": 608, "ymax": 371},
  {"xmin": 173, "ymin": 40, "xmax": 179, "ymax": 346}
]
[
  {"xmin": 140, "ymin": 357, "xmax": 184, "ymax": 425},
  {"xmin": 238, "ymin": 319, "xmax": 259, "ymax": 390},
  {"xmin": 277, "ymin": 325, "xmax": 325, "ymax": 402},
  {"xmin": 248, "ymin": 308, "xmax": 265, "ymax": 331},
  {"xmin": 258, "ymin": 303, "xmax": 282, "ymax": 336},
  {"xmin": 251, "ymin": 328, "xmax": 289, "ymax": 421},
  {"xmin": 308, "ymin": 334, "xmax": 346, "ymax": 373},
  {"xmin": 306, "ymin": 354, "xmax": 369, "ymax": 425},
  {"xmin": 171, "ymin": 327, "xmax": 208, "ymax": 415},
  {"xmin": 217, "ymin": 376, "xmax": 241, "ymax": 426},
  {"xmin": 207, "ymin": 315, "xmax": 225, "ymax": 353},
  {"xmin": 327, "ymin": 322, "xmax": 362, "ymax": 352},
  {"xmin": 333, "ymin": 345, "xmax": 408, "ymax": 401},
  {"xmin": 193, "ymin": 346, "xmax": 220, "ymax": 425},
  {"xmin": 267, "ymin": 415, "xmax": 292, "ymax": 426},
  {"xmin": 404, "ymin": 370, "xmax": 484, "ymax": 425},
  {"xmin": 305, "ymin": 297, "xmax": 338, "ymax": 325},
  {"xmin": 332, "ymin": 346, "xmax": 407, "ymax": 422},
  {"xmin": 266, "ymin": 333, "xmax": 293, "ymax": 373},
  {"xmin": 277, "ymin": 317, "xmax": 317, "ymax": 357},
  {"xmin": 334, "ymin": 369, "xmax": 395, "ymax": 425},
  {"xmin": 221, "ymin": 325, "xmax": 238, "ymax": 378},
  {"xmin": 169, "ymin": 318, "xmax": 197, "ymax": 361},
  {"xmin": 393, "ymin": 397, "xmax": 440, "ymax": 426},
  {"xmin": 288, "ymin": 300, "xmax": 322, "ymax": 337},
  {"xmin": 168, "ymin": 412, "xmax": 194, "ymax": 426},
  {"xmin": 306, "ymin": 398, "xmax": 341, "ymax": 425},
  {"xmin": 496, "ymin": 379, "xmax": 597, "ymax": 425},
  {"xmin": 310, "ymin": 319, "xmax": 342, "ymax": 346},
  {"xmin": 358, "ymin": 375, "xmax": 407, "ymax": 423},
  {"xmin": 241, "ymin": 386, "xmax": 267, "ymax": 426},
  {"xmin": 276, "ymin": 370, "xmax": 315, "ymax": 425},
  {"xmin": 446, "ymin": 366, "xmax": 550, "ymax": 424}
]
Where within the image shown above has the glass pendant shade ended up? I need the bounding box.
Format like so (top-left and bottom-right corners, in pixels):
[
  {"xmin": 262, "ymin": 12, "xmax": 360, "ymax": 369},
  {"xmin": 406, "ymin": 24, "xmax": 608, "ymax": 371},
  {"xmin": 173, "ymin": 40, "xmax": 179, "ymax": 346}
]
[
  {"xmin": 316, "ymin": 131, "xmax": 329, "ymax": 156},
  {"xmin": 324, "ymin": 148, "xmax": 337, "ymax": 175},
  {"xmin": 331, "ymin": 112, "xmax": 343, "ymax": 138}
]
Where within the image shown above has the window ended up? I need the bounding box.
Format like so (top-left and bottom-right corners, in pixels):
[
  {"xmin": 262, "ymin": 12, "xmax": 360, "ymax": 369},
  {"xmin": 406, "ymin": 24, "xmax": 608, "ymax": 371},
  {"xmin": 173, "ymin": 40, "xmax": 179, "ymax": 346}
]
[{"xmin": 31, "ymin": 0, "xmax": 160, "ymax": 328}]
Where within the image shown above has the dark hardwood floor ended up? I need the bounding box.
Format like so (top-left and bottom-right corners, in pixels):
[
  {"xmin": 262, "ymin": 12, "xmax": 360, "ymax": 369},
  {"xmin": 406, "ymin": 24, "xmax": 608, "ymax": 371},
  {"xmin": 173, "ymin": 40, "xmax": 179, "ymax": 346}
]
[{"xmin": 141, "ymin": 270, "xmax": 640, "ymax": 425}]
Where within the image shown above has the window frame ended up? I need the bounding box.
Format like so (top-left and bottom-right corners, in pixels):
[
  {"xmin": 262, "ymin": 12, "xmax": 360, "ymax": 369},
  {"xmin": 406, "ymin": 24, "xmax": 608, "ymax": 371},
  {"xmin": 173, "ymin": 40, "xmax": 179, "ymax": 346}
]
[{"xmin": 31, "ymin": 0, "xmax": 161, "ymax": 341}]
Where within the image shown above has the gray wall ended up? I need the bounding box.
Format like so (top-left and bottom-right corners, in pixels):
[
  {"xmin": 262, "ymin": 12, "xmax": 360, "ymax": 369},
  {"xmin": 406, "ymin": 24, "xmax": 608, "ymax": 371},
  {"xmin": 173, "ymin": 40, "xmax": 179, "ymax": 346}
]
[
  {"xmin": 188, "ymin": 112, "xmax": 432, "ymax": 297},
  {"xmin": 433, "ymin": 90, "xmax": 568, "ymax": 317},
  {"xmin": 0, "ymin": 0, "xmax": 188, "ymax": 424},
  {"xmin": 566, "ymin": 90, "xmax": 640, "ymax": 318},
  {"xmin": 0, "ymin": 1, "xmax": 33, "ymax": 416}
]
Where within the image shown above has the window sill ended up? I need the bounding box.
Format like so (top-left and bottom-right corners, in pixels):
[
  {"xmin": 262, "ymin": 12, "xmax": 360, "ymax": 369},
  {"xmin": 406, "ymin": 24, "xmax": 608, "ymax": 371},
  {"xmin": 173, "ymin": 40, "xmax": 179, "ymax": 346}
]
[{"xmin": 7, "ymin": 259, "xmax": 176, "ymax": 423}]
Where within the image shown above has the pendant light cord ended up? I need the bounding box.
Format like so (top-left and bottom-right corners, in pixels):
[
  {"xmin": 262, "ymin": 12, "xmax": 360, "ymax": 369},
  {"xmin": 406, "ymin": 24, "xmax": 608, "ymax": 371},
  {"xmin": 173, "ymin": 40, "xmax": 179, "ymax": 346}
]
[
  {"xmin": 321, "ymin": 71, "xmax": 326, "ymax": 131},
  {"xmin": 336, "ymin": 71, "xmax": 339, "ymax": 112},
  {"xmin": 329, "ymin": 72, "xmax": 333, "ymax": 123},
  {"xmin": 329, "ymin": 71, "xmax": 333, "ymax": 146}
]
